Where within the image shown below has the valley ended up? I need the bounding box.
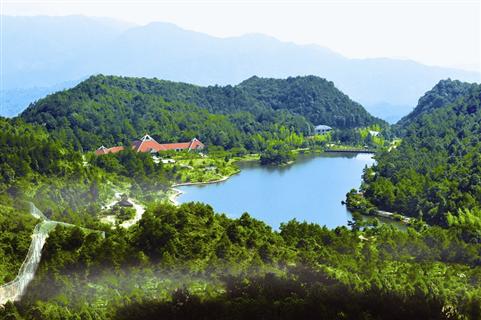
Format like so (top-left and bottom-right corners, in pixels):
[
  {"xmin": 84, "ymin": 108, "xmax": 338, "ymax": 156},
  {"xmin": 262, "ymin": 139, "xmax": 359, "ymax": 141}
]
[{"xmin": 0, "ymin": 74, "xmax": 481, "ymax": 320}]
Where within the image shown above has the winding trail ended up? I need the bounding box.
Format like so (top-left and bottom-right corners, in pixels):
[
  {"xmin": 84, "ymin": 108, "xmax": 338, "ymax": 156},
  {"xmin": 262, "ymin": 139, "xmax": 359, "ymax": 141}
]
[{"xmin": 0, "ymin": 203, "xmax": 104, "ymax": 305}]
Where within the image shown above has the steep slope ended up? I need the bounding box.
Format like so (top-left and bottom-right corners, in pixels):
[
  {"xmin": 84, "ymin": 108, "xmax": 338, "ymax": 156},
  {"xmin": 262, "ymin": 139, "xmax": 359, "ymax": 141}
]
[
  {"xmin": 362, "ymin": 82, "xmax": 481, "ymax": 224},
  {"xmin": 3, "ymin": 16, "xmax": 480, "ymax": 120},
  {"xmin": 397, "ymin": 79, "xmax": 477, "ymax": 129},
  {"xmin": 20, "ymin": 75, "xmax": 384, "ymax": 151}
]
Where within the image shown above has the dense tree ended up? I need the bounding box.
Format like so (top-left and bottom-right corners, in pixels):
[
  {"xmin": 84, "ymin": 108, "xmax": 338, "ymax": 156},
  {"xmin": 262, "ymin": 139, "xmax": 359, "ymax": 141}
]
[
  {"xmin": 20, "ymin": 75, "xmax": 385, "ymax": 152},
  {"xmin": 260, "ymin": 141, "xmax": 295, "ymax": 165},
  {"xmin": 239, "ymin": 75, "xmax": 384, "ymax": 129},
  {"xmin": 3, "ymin": 203, "xmax": 480, "ymax": 319},
  {"xmin": 361, "ymin": 80, "xmax": 481, "ymax": 225}
]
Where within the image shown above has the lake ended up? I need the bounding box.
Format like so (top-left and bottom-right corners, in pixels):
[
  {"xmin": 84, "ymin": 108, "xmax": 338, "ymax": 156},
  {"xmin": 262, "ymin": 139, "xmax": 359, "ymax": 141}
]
[{"xmin": 177, "ymin": 153, "xmax": 375, "ymax": 229}]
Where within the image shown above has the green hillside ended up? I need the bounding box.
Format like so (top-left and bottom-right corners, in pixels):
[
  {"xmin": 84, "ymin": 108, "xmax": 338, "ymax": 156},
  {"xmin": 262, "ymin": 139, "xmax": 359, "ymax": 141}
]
[
  {"xmin": 20, "ymin": 75, "xmax": 385, "ymax": 151},
  {"xmin": 361, "ymin": 81, "xmax": 481, "ymax": 225},
  {"xmin": 238, "ymin": 75, "xmax": 380, "ymax": 128},
  {"xmin": 396, "ymin": 79, "xmax": 476, "ymax": 129}
]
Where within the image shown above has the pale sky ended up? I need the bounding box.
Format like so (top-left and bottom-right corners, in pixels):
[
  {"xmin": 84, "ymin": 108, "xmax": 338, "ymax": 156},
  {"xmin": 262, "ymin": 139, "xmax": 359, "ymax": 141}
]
[{"xmin": 2, "ymin": 0, "xmax": 481, "ymax": 72}]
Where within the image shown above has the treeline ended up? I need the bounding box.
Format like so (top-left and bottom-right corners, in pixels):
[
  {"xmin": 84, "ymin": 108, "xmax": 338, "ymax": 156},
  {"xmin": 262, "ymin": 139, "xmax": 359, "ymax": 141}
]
[
  {"xmin": 361, "ymin": 80, "xmax": 481, "ymax": 226},
  {"xmin": 20, "ymin": 75, "xmax": 386, "ymax": 152},
  {"xmin": 2, "ymin": 202, "xmax": 481, "ymax": 319}
]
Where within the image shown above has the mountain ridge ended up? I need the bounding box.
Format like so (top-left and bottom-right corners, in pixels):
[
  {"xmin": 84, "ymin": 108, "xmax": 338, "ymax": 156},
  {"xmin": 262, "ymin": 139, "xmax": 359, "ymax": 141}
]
[
  {"xmin": 2, "ymin": 15, "xmax": 479, "ymax": 122},
  {"xmin": 19, "ymin": 74, "xmax": 385, "ymax": 151}
]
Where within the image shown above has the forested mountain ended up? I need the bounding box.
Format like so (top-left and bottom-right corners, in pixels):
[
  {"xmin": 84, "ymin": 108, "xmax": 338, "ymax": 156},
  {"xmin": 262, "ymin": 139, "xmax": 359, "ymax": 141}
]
[
  {"xmin": 361, "ymin": 81, "xmax": 481, "ymax": 225},
  {"xmin": 3, "ymin": 16, "xmax": 480, "ymax": 120},
  {"xmin": 0, "ymin": 79, "xmax": 84, "ymax": 117},
  {"xmin": 396, "ymin": 79, "xmax": 477, "ymax": 129},
  {"xmin": 4, "ymin": 79, "xmax": 481, "ymax": 318},
  {"xmin": 20, "ymin": 75, "xmax": 384, "ymax": 151},
  {"xmin": 238, "ymin": 76, "xmax": 376, "ymax": 127}
]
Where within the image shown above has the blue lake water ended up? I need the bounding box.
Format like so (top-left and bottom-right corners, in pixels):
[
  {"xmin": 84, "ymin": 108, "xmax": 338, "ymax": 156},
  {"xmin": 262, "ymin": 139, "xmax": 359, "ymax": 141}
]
[{"xmin": 177, "ymin": 153, "xmax": 375, "ymax": 229}]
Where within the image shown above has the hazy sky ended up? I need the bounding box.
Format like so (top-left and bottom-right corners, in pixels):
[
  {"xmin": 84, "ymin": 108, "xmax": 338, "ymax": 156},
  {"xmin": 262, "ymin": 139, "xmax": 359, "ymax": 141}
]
[{"xmin": 3, "ymin": 0, "xmax": 480, "ymax": 72}]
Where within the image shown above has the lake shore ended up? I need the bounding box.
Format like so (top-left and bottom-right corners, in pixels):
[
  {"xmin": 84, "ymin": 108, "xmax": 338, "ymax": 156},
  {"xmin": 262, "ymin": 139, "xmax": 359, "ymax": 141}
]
[
  {"xmin": 169, "ymin": 174, "xmax": 235, "ymax": 205},
  {"xmin": 373, "ymin": 210, "xmax": 413, "ymax": 224},
  {"xmin": 168, "ymin": 154, "xmax": 260, "ymax": 205},
  {"xmin": 168, "ymin": 152, "xmax": 376, "ymax": 229}
]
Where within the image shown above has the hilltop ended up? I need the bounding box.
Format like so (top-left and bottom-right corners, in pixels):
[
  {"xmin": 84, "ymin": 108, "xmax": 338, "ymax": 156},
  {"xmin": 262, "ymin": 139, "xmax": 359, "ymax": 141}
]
[
  {"xmin": 396, "ymin": 79, "xmax": 478, "ymax": 129},
  {"xmin": 20, "ymin": 74, "xmax": 385, "ymax": 151}
]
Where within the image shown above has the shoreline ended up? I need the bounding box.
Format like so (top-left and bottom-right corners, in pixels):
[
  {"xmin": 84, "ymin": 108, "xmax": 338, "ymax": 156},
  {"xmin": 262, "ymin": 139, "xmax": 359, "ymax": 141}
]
[
  {"xmin": 167, "ymin": 156, "xmax": 256, "ymax": 205},
  {"xmin": 373, "ymin": 210, "xmax": 412, "ymax": 224},
  {"xmin": 169, "ymin": 174, "xmax": 237, "ymax": 205},
  {"xmin": 167, "ymin": 150, "xmax": 373, "ymax": 206}
]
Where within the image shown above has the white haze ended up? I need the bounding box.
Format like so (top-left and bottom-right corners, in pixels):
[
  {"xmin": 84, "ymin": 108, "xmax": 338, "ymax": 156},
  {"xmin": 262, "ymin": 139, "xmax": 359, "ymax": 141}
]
[{"xmin": 3, "ymin": 0, "xmax": 480, "ymax": 72}]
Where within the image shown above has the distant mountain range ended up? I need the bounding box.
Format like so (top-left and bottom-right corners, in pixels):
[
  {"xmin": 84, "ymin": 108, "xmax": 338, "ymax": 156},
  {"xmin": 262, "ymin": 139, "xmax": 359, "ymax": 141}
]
[{"xmin": 2, "ymin": 15, "xmax": 480, "ymax": 121}]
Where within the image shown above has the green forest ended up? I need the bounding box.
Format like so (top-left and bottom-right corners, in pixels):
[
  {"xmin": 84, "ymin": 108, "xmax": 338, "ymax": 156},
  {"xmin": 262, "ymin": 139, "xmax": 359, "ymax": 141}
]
[
  {"xmin": 358, "ymin": 80, "xmax": 481, "ymax": 227},
  {"xmin": 1, "ymin": 76, "xmax": 481, "ymax": 319},
  {"xmin": 2, "ymin": 203, "xmax": 481, "ymax": 319},
  {"xmin": 20, "ymin": 75, "xmax": 386, "ymax": 152}
]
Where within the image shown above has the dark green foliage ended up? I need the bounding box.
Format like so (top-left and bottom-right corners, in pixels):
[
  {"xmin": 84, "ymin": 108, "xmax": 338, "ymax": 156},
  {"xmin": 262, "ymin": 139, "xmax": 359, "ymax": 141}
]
[
  {"xmin": 363, "ymin": 81, "xmax": 481, "ymax": 224},
  {"xmin": 260, "ymin": 141, "xmax": 295, "ymax": 165},
  {"xmin": 108, "ymin": 205, "xmax": 135, "ymax": 223},
  {"xmin": 0, "ymin": 117, "xmax": 83, "ymax": 188},
  {"xmin": 91, "ymin": 147, "xmax": 170, "ymax": 193},
  {"xmin": 345, "ymin": 188, "xmax": 375, "ymax": 215},
  {"xmin": 3, "ymin": 76, "xmax": 481, "ymax": 319},
  {"xmin": 20, "ymin": 82, "xmax": 245, "ymax": 151},
  {"xmin": 0, "ymin": 202, "xmax": 37, "ymax": 283},
  {"xmin": 397, "ymin": 79, "xmax": 477, "ymax": 129},
  {"xmin": 20, "ymin": 75, "xmax": 384, "ymax": 151},
  {"xmin": 112, "ymin": 273, "xmax": 451, "ymax": 320},
  {"xmin": 8, "ymin": 203, "xmax": 481, "ymax": 319},
  {"xmin": 239, "ymin": 75, "xmax": 384, "ymax": 129}
]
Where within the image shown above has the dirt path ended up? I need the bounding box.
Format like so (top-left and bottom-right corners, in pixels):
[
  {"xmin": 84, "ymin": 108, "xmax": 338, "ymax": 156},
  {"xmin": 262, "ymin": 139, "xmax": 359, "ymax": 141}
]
[{"xmin": 102, "ymin": 192, "xmax": 146, "ymax": 228}]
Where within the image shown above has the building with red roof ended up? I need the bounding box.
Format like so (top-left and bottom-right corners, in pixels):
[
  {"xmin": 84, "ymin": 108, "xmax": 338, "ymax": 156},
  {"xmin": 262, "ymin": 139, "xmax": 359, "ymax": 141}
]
[
  {"xmin": 94, "ymin": 145, "xmax": 125, "ymax": 156},
  {"xmin": 94, "ymin": 134, "xmax": 204, "ymax": 155}
]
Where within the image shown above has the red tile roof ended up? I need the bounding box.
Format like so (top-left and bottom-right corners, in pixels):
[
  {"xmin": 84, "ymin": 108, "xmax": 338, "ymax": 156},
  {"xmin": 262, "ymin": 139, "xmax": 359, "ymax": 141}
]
[
  {"xmin": 95, "ymin": 145, "xmax": 124, "ymax": 155},
  {"xmin": 95, "ymin": 135, "xmax": 204, "ymax": 155},
  {"xmin": 158, "ymin": 138, "xmax": 205, "ymax": 151},
  {"xmin": 132, "ymin": 139, "xmax": 166, "ymax": 153}
]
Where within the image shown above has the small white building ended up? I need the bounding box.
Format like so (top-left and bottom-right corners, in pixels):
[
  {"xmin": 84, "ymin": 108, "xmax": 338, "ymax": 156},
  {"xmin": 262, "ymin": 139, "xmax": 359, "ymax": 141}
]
[{"xmin": 314, "ymin": 125, "xmax": 333, "ymax": 135}]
